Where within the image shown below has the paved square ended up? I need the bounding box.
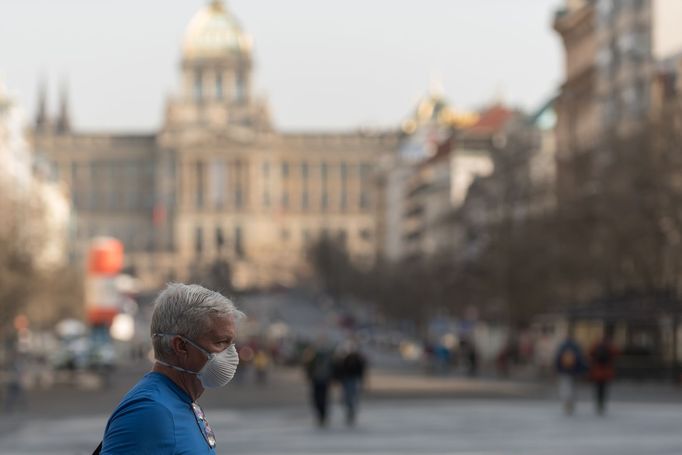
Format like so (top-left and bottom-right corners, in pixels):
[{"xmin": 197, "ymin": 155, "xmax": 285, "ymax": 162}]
[{"xmin": 2, "ymin": 399, "xmax": 682, "ymax": 454}]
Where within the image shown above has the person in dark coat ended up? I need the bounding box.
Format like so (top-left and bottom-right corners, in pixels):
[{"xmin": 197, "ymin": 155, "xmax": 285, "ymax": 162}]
[
  {"xmin": 333, "ymin": 340, "xmax": 367, "ymax": 426},
  {"xmin": 303, "ymin": 338, "xmax": 335, "ymax": 427},
  {"xmin": 589, "ymin": 332, "xmax": 619, "ymax": 415},
  {"xmin": 459, "ymin": 338, "xmax": 479, "ymax": 377}
]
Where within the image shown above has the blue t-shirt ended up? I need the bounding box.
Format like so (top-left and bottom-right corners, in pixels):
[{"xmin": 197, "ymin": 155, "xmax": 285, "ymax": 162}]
[{"xmin": 101, "ymin": 372, "xmax": 216, "ymax": 455}]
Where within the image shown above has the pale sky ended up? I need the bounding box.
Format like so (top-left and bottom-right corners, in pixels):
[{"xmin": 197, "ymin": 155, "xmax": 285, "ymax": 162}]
[{"xmin": 0, "ymin": 0, "xmax": 564, "ymax": 133}]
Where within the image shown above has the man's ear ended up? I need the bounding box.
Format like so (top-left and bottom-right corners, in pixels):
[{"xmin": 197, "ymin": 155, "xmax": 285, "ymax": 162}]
[{"xmin": 171, "ymin": 336, "xmax": 189, "ymax": 357}]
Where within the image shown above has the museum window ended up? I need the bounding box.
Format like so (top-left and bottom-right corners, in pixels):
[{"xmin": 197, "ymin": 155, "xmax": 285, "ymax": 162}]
[
  {"xmin": 195, "ymin": 161, "xmax": 205, "ymax": 209},
  {"xmin": 321, "ymin": 191, "xmax": 328, "ymax": 210},
  {"xmin": 359, "ymin": 228, "xmax": 372, "ymax": 242},
  {"xmin": 321, "ymin": 162, "xmax": 329, "ymax": 209},
  {"xmin": 194, "ymin": 69, "xmax": 203, "ymax": 101},
  {"xmin": 234, "ymin": 226, "xmax": 244, "ymax": 258},
  {"xmin": 215, "ymin": 226, "xmax": 225, "ymax": 251},
  {"xmin": 359, "ymin": 188, "xmax": 370, "ymax": 210},
  {"xmin": 194, "ymin": 226, "xmax": 203, "ymax": 256},
  {"xmin": 340, "ymin": 162, "xmax": 348, "ymax": 180},
  {"xmin": 235, "ymin": 71, "xmax": 246, "ymax": 103},
  {"xmin": 340, "ymin": 162, "xmax": 348, "ymax": 211},
  {"xmin": 215, "ymin": 73, "xmax": 223, "ymax": 100}
]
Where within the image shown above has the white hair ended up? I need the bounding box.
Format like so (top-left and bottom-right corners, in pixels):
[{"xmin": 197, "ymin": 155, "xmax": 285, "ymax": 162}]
[{"xmin": 150, "ymin": 283, "xmax": 244, "ymax": 362}]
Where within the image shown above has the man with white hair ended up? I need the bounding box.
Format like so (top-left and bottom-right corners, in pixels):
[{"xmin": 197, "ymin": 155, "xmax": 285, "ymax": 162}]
[{"xmin": 97, "ymin": 283, "xmax": 244, "ymax": 454}]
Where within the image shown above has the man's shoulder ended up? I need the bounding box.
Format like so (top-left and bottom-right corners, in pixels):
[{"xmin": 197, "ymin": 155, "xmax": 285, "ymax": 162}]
[
  {"xmin": 112, "ymin": 393, "xmax": 174, "ymax": 422},
  {"xmin": 102, "ymin": 380, "xmax": 178, "ymax": 454},
  {"xmin": 117, "ymin": 373, "xmax": 182, "ymax": 414}
]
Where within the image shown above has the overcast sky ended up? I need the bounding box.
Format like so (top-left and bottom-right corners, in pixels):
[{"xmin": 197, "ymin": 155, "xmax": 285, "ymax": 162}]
[{"xmin": 0, "ymin": 0, "xmax": 564, "ymax": 132}]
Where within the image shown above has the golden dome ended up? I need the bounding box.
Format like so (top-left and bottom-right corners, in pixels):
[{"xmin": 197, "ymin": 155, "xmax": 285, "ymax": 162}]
[
  {"xmin": 406, "ymin": 93, "xmax": 479, "ymax": 132},
  {"xmin": 183, "ymin": 0, "xmax": 252, "ymax": 59}
]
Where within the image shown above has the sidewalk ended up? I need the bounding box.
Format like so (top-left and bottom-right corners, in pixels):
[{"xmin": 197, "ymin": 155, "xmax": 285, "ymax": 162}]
[
  {"xmin": 366, "ymin": 368, "xmax": 682, "ymax": 403},
  {"xmin": 365, "ymin": 370, "xmax": 546, "ymax": 399}
]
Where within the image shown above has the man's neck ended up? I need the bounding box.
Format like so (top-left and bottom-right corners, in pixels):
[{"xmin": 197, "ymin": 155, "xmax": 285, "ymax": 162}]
[{"xmin": 153, "ymin": 363, "xmax": 204, "ymax": 401}]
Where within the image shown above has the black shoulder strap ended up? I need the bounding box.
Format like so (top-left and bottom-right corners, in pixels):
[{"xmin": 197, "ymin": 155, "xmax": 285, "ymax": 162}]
[{"xmin": 92, "ymin": 440, "xmax": 102, "ymax": 455}]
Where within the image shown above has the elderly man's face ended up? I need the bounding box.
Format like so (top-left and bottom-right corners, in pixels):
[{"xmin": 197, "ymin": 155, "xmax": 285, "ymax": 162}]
[{"xmin": 184, "ymin": 315, "xmax": 237, "ymax": 374}]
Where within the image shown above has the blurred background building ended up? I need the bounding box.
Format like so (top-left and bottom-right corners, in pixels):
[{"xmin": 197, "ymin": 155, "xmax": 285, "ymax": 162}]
[
  {"xmin": 21, "ymin": 0, "xmax": 563, "ymax": 344},
  {"xmin": 31, "ymin": 0, "xmax": 397, "ymax": 291},
  {"xmin": 554, "ymin": 0, "xmax": 682, "ymax": 196}
]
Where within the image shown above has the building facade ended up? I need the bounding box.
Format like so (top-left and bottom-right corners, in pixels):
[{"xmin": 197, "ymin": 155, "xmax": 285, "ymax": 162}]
[
  {"xmin": 397, "ymin": 98, "xmax": 520, "ymax": 262},
  {"xmin": 554, "ymin": 0, "xmax": 682, "ymax": 190},
  {"xmin": 553, "ymin": 0, "xmax": 600, "ymax": 201},
  {"xmin": 32, "ymin": 0, "xmax": 397, "ymax": 290}
]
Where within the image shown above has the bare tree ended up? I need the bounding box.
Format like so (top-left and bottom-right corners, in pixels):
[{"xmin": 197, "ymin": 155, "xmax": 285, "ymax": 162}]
[{"xmin": 0, "ymin": 179, "xmax": 48, "ymax": 337}]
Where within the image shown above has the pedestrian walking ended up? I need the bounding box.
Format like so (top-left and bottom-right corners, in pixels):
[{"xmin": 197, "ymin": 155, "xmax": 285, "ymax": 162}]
[
  {"xmin": 589, "ymin": 331, "xmax": 618, "ymax": 416},
  {"xmin": 96, "ymin": 283, "xmax": 244, "ymax": 454},
  {"xmin": 459, "ymin": 338, "xmax": 479, "ymax": 377},
  {"xmin": 333, "ymin": 340, "xmax": 367, "ymax": 426},
  {"xmin": 554, "ymin": 330, "xmax": 587, "ymax": 415},
  {"xmin": 253, "ymin": 348, "xmax": 270, "ymax": 385},
  {"xmin": 3, "ymin": 349, "xmax": 26, "ymax": 413},
  {"xmin": 303, "ymin": 338, "xmax": 335, "ymax": 427},
  {"xmin": 496, "ymin": 338, "xmax": 518, "ymax": 377}
]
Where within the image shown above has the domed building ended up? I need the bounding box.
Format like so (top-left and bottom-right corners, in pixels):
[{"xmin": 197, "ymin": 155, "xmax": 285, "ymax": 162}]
[
  {"xmin": 183, "ymin": 0, "xmax": 252, "ymax": 59},
  {"xmin": 163, "ymin": 0, "xmax": 271, "ymax": 135},
  {"xmin": 32, "ymin": 0, "xmax": 398, "ymax": 291}
]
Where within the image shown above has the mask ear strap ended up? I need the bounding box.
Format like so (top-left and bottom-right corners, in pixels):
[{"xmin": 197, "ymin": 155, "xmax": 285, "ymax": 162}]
[
  {"xmin": 156, "ymin": 358, "xmax": 200, "ymax": 375},
  {"xmin": 154, "ymin": 333, "xmax": 211, "ymax": 359},
  {"xmin": 180, "ymin": 336, "xmax": 212, "ymax": 358},
  {"xmin": 153, "ymin": 333, "xmax": 206, "ymax": 374}
]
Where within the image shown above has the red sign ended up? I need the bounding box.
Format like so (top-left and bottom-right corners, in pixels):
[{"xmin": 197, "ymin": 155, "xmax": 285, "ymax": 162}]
[{"xmin": 88, "ymin": 237, "xmax": 124, "ymax": 275}]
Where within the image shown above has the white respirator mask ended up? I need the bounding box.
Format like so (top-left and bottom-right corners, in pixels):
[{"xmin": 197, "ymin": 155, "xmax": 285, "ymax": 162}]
[{"xmin": 155, "ymin": 333, "xmax": 239, "ymax": 388}]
